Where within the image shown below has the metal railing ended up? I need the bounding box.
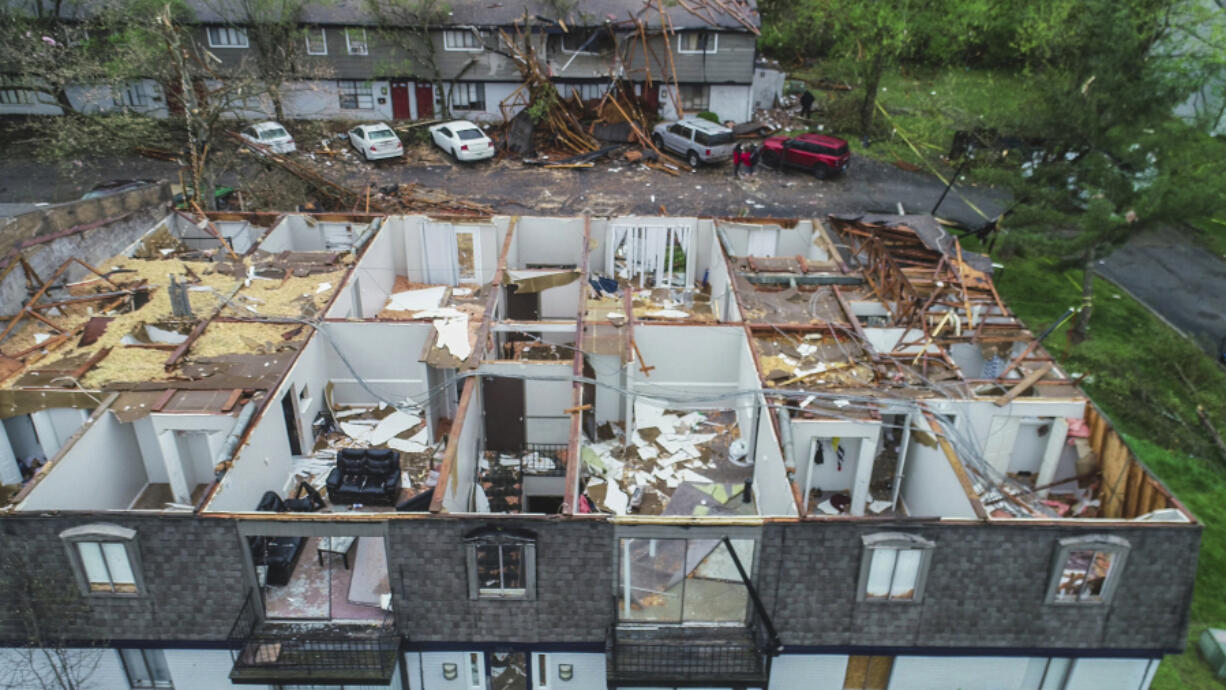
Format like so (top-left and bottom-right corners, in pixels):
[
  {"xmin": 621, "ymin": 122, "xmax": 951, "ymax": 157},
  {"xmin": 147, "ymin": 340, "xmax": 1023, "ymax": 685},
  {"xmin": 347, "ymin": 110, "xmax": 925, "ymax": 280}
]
[{"xmin": 520, "ymin": 443, "xmax": 568, "ymax": 476}]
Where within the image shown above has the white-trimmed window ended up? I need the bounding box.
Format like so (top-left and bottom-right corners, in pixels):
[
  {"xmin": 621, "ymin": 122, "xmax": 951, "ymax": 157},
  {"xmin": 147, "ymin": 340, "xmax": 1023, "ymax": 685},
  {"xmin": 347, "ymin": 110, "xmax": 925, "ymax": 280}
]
[
  {"xmin": 61, "ymin": 524, "xmax": 144, "ymax": 596},
  {"xmin": 444, "ymin": 29, "xmax": 484, "ymax": 51},
  {"xmin": 560, "ymin": 29, "xmax": 611, "ymax": 55},
  {"xmin": 449, "ymin": 82, "xmax": 485, "ymax": 111},
  {"xmin": 561, "ymin": 82, "xmax": 607, "ymax": 102},
  {"xmin": 206, "ymin": 26, "xmax": 248, "ymax": 48},
  {"xmin": 678, "ymin": 31, "xmax": 717, "ymax": 54},
  {"xmin": 345, "ymin": 27, "xmax": 368, "ymax": 55},
  {"xmin": 467, "ymin": 651, "xmax": 485, "ymax": 687},
  {"xmin": 465, "ymin": 526, "xmax": 536, "ymax": 600},
  {"xmin": 1047, "ymin": 535, "xmax": 1130, "ymax": 604},
  {"xmin": 858, "ymin": 533, "xmax": 934, "ymax": 602},
  {"xmin": 305, "ymin": 27, "xmax": 327, "ymax": 55},
  {"xmin": 119, "ymin": 649, "xmax": 172, "ymax": 688},
  {"xmin": 678, "ymin": 84, "xmax": 709, "ymax": 112},
  {"xmin": 337, "ymin": 80, "xmax": 372, "ymax": 110}
]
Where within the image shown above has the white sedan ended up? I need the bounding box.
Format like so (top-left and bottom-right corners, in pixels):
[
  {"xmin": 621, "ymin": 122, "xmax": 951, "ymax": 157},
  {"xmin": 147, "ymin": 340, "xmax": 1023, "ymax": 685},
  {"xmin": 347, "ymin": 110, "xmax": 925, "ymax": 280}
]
[
  {"xmin": 348, "ymin": 123, "xmax": 404, "ymax": 161},
  {"xmin": 429, "ymin": 120, "xmax": 494, "ymax": 162},
  {"xmin": 239, "ymin": 121, "xmax": 296, "ymax": 154}
]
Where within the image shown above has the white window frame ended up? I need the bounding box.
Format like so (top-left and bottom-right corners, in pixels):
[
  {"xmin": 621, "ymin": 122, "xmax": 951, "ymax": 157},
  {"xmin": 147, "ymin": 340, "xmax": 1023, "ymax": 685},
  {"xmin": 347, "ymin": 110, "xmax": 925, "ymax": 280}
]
[
  {"xmin": 465, "ymin": 527, "xmax": 536, "ymax": 600},
  {"xmin": 337, "ymin": 80, "xmax": 373, "ymax": 110},
  {"xmin": 206, "ymin": 26, "xmax": 248, "ymax": 48},
  {"xmin": 1046, "ymin": 535, "xmax": 1130, "ymax": 605},
  {"xmin": 678, "ymin": 31, "xmax": 717, "ymax": 54},
  {"xmin": 857, "ymin": 532, "xmax": 935, "ymax": 603},
  {"xmin": 118, "ymin": 649, "xmax": 173, "ymax": 688},
  {"xmin": 444, "ymin": 28, "xmax": 484, "ymax": 52},
  {"xmin": 448, "ymin": 82, "xmax": 486, "ymax": 112},
  {"xmin": 345, "ymin": 27, "xmax": 368, "ymax": 56},
  {"xmin": 559, "ymin": 29, "xmax": 608, "ymax": 55},
  {"xmin": 60, "ymin": 523, "xmax": 145, "ymax": 597},
  {"xmin": 305, "ymin": 27, "xmax": 327, "ymax": 55}
]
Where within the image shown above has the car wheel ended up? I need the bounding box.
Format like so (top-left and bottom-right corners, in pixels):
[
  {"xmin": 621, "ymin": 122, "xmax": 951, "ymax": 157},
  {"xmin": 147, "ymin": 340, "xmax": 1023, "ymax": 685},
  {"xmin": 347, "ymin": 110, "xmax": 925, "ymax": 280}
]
[
  {"xmin": 813, "ymin": 164, "xmax": 830, "ymax": 180},
  {"xmin": 363, "ymin": 148, "xmax": 372, "ymax": 162},
  {"xmin": 652, "ymin": 134, "xmax": 664, "ymax": 149},
  {"xmin": 763, "ymin": 151, "xmax": 780, "ymax": 169},
  {"xmin": 451, "ymin": 148, "xmax": 459, "ymax": 161},
  {"xmin": 687, "ymin": 151, "xmax": 700, "ymax": 168}
]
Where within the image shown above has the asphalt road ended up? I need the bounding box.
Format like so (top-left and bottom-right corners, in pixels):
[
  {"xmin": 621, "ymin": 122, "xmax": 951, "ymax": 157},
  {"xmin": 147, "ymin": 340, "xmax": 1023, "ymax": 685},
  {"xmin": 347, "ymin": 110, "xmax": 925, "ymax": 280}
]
[
  {"xmin": 1098, "ymin": 230, "xmax": 1226, "ymax": 358},
  {"xmin": 0, "ymin": 143, "xmax": 1008, "ymax": 229}
]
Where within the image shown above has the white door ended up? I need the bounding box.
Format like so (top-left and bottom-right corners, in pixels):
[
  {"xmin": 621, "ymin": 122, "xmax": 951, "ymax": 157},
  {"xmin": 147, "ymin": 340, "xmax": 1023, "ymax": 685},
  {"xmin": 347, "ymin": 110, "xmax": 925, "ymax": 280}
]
[{"xmin": 422, "ymin": 221, "xmax": 458, "ymax": 285}]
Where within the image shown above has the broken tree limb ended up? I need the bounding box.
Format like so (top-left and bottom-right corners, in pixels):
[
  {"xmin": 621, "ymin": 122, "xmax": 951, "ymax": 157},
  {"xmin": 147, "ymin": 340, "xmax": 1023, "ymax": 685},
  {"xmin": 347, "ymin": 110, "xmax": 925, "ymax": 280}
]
[{"xmin": 994, "ymin": 362, "xmax": 1054, "ymax": 407}]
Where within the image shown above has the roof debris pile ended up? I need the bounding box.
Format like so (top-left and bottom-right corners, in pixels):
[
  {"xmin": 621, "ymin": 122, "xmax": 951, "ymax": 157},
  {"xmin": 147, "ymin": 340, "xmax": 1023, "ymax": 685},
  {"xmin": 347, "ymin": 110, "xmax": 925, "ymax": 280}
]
[
  {"xmin": 580, "ymin": 402, "xmax": 752, "ymax": 516},
  {"xmin": 375, "ymin": 278, "xmax": 488, "ymax": 366},
  {"xmin": 755, "ymin": 331, "xmax": 875, "ymax": 390}
]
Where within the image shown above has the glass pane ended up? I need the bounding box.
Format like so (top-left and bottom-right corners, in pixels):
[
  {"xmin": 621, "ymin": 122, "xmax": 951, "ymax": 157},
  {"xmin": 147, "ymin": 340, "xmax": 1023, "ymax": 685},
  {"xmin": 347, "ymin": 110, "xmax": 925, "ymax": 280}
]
[
  {"xmin": 864, "ymin": 548, "xmax": 895, "ymax": 599},
  {"xmin": 102, "ymin": 542, "xmax": 136, "ymax": 588},
  {"xmin": 488, "ymin": 651, "xmax": 527, "ymax": 690},
  {"xmin": 77, "ymin": 542, "xmax": 110, "ymax": 588},
  {"xmin": 456, "ymin": 232, "xmax": 476, "ymax": 281},
  {"xmin": 469, "ymin": 652, "xmax": 482, "ymax": 688},
  {"xmin": 120, "ymin": 649, "xmax": 151, "ymax": 684},
  {"xmin": 890, "ymin": 549, "xmax": 922, "ymax": 600},
  {"xmin": 144, "ymin": 649, "xmax": 171, "ymax": 684},
  {"xmin": 682, "ymin": 538, "xmax": 751, "ymax": 623},
  {"xmin": 1082, "ymin": 551, "xmax": 1116, "ymax": 601},
  {"xmin": 475, "ymin": 544, "xmax": 503, "ymax": 590},
  {"xmin": 617, "ymin": 537, "xmax": 684, "ymax": 623},
  {"xmin": 501, "ymin": 545, "xmax": 524, "ymax": 590},
  {"xmin": 1055, "ymin": 550, "xmax": 1093, "ymax": 602}
]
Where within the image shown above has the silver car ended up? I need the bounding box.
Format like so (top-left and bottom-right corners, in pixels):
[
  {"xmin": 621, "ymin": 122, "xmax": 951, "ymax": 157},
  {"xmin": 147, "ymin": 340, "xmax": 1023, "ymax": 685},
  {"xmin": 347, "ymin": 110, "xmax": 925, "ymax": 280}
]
[{"xmin": 651, "ymin": 118, "xmax": 736, "ymax": 167}]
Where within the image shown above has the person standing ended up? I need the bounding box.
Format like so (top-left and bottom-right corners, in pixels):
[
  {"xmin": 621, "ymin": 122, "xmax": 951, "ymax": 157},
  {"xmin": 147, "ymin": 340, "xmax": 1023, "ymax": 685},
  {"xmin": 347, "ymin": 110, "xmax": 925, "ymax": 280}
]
[
  {"xmin": 732, "ymin": 142, "xmax": 744, "ymax": 178},
  {"xmin": 800, "ymin": 89, "xmax": 815, "ymax": 118},
  {"xmin": 746, "ymin": 143, "xmax": 760, "ymax": 176}
]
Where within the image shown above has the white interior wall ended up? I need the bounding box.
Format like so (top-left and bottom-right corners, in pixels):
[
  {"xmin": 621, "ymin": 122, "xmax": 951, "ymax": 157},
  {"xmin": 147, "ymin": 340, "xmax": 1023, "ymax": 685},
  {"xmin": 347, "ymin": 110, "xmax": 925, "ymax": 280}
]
[
  {"xmin": 705, "ymin": 230, "xmax": 739, "ymax": 322},
  {"xmin": 478, "ymin": 361, "xmax": 572, "ymax": 444},
  {"xmin": 632, "ymin": 325, "xmax": 746, "ymax": 399},
  {"xmin": 18, "ymin": 410, "xmax": 147, "ymax": 511},
  {"xmin": 443, "ymin": 381, "xmax": 482, "ymax": 513},
  {"xmin": 323, "ymin": 322, "xmax": 433, "ymax": 406},
  {"xmin": 30, "ymin": 408, "xmax": 89, "ymax": 458},
  {"xmin": 539, "ymin": 280, "xmax": 581, "ymax": 319},
  {"xmin": 512, "ymin": 217, "xmax": 586, "ymax": 268},
  {"xmin": 3, "ymin": 414, "xmax": 45, "ymax": 462},
  {"xmin": 591, "ymin": 353, "xmax": 624, "ymax": 426},
  {"xmin": 150, "ymin": 413, "xmax": 237, "ymax": 491},
  {"xmin": 898, "ymin": 413, "xmax": 978, "ymax": 518},
  {"xmin": 752, "ymin": 402, "xmax": 799, "ymax": 517}
]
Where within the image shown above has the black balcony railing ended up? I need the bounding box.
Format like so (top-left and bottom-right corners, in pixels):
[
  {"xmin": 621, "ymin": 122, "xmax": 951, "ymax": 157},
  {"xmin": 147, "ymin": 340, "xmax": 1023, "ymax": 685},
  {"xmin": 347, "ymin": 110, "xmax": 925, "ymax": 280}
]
[
  {"xmin": 521, "ymin": 443, "xmax": 568, "ymax": 476},
  {"xmin": 228, "ymin": 589, "xmax": 400, "ymax": 685}
]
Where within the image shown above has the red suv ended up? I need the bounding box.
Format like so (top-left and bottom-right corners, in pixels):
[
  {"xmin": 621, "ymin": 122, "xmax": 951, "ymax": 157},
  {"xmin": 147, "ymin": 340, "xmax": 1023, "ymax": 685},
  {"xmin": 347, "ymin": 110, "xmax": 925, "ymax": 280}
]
[{"xmin": 761, "ymin": 133, "xmax": 851, "ymax": 179}]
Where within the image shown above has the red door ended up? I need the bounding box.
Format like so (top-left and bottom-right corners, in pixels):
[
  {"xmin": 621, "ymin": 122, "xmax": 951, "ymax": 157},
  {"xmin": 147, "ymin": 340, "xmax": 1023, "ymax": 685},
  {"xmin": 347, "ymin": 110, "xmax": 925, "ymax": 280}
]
[
  {"xmin": 415, "ymin": 83, "xmax": 434, "ymax": 120},
  {"xmin": 390, "ymin": 80, "xmax": 411, "ymax": 120}
]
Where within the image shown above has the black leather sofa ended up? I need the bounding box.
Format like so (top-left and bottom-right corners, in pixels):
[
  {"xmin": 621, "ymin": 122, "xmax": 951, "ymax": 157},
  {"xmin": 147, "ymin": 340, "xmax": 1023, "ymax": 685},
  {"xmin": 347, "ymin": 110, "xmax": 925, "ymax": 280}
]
[
  {"xmin": 326, "ymin": 448, "xmax": 402, "ymax": 505},
  {"xmin": 250, "ymin": 492, "xmax": 306, "ymax": 586}
]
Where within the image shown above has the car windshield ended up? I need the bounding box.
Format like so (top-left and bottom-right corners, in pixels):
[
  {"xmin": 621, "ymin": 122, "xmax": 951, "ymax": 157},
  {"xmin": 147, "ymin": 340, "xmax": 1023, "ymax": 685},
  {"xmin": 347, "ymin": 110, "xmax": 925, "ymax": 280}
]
[
  {"xmin": 260, "ymin": 127, "xmax": 289, "ymax": 140},
  {"xmin": 695, "ymin": 131, "xmax": 733, "ymax": 146},
  {"xmin": 368, "ymin": 129, "xmax": 396, "ymax": 140},
  {"xmin": 457, "ymin": 129, "xmax": 484, "ymax": 140},
  {"xmin": 832, "ymin": 144, "xmax": 849, "ymax": 156}
]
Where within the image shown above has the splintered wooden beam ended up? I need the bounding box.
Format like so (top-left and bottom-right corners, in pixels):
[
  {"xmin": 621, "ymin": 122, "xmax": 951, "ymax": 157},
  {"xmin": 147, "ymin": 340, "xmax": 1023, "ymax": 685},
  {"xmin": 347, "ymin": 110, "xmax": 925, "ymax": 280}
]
[
  {"xmin": 993, "ymin": 361, "xmax": 1054, "ymax": 407},
  {"xmin": 165, "ymin": 319, "xmax": 209, "ymax": 370},
  {"xmin": 69, "ymin": 346, "xmax": 112, "ymax": 380}
]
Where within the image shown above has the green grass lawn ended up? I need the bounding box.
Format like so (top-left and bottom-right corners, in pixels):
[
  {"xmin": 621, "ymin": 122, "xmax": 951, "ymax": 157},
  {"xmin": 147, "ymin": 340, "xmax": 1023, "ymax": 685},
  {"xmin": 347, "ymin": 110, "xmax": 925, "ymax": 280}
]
[{"xmin": 993, "ymin": 253, "xmax": 1226, "ymax": 688}]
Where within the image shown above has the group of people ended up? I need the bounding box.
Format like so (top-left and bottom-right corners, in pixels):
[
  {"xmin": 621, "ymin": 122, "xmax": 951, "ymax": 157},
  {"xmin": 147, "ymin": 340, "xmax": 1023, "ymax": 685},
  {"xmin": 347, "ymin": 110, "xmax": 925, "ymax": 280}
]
[{"xmin": 732, "ymin": 142, "xmax": 761, "ymax": 178}]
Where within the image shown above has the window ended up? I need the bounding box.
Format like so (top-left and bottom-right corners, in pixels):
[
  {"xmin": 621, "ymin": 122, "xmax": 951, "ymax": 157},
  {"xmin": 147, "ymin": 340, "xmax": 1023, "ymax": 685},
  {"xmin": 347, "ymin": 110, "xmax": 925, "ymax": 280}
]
[
  {"xmin": 468, "ymin": 652, "xmax": 484, "ymax": 688},
  {"xmin": 1047, "ymin": 535, "xmax": 1129, "ymax": 604},
  {"xmin": 560, "ymin": 29, "xmax": 612, "ymax": 54},
  {"xmin": 338, "ymin": 80, "xmax": 372, "ymax": 110},
  {"xmin": 858, "ymin": 533, "xmax": 934, "ymax": 602},
  {"xmin": 61, "ymin": 524, "xmax": 143, "ymax": 596},
  {"xmin": 678, "ymin": 84, "xmax": 708, "ymax": 112},
  {"xmin": 536, "ymin": 652, "xmax": 549, "ymax": 688},
  {"xmin": 449, "ymin": 82, "xmax": 485, "ymax": 111},
  {"xmin": 465, "ymin": 526, "xmax": 536, "ymax": 599},
  {"xmin": 116, "ymin": 82, "xmax": 150, "ymax": 108},
  {"xmin": 843, "ymin": 655, "xmax": 893, "ymax": 690},
  {"xmin": 678, "ymin": 31, "xmax": 717, "ymax": 54},
  {"xmin": 0, "ymin": 78, "xmax": 34, "ymax": 105},
  {"xmin": 305, "ymin": 27, "xmax": 327, "ymax": 55},
  {"xmin": 561, "ymin": 82, "xmax": 607, "ymax": 102},
  {"xmin": 119, "ymin": 649, "xmax": 172, "ymax": 688},
  {"xmin": 345, "ymin": 27, "xmax": 368, "ymax": 55},
  {"xmin": 207, "ymin": 26, "xmax": 248, "ymax": 48},
  {"xmin": 444, "ymin": 29, "xmax": 484, "ymax": 51}
]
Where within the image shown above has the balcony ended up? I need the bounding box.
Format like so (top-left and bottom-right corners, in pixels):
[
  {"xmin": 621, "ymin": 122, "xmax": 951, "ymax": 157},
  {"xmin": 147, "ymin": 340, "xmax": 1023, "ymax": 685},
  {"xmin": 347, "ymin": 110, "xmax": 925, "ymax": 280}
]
[
  {"xmin": 608, "ymin": 625, "xmax": 768, "ymax": 687},
  {"xmin": 228, "ymin": 589, "xmax": 400, "ymax": 685}
]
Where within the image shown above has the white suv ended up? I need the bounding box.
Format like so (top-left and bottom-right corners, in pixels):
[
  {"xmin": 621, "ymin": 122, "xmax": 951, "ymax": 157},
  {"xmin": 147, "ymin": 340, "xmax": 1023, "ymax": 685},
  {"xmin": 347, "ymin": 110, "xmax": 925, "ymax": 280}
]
[{"xmin": 651, "ymin": 118, "xmax": 736, "ymax": 167}]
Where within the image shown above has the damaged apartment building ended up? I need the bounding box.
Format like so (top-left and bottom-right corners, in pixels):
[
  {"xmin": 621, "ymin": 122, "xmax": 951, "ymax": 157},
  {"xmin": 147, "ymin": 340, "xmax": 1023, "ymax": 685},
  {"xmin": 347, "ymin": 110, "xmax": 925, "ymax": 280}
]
[
  {"xmin": 0, "ymin": 0, "xmax": 766, "ymax": 125},
  {"xmin": 0, "ymin": 204, "xmax": 1201, "ymax": 690}
]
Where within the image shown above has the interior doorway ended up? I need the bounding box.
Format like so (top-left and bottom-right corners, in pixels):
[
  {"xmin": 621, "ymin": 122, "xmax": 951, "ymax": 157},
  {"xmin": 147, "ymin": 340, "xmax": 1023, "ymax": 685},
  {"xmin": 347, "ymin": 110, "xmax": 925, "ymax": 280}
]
[{"xmin": 281, "ymin": 390, "xmax": 302, "ymax": 456}]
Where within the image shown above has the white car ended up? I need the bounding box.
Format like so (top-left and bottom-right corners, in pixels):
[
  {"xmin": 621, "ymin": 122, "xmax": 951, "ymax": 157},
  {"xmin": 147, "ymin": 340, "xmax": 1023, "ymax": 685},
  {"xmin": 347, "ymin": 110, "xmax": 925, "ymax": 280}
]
[
  {"xmin": 239, "ymin": 121, "xmax": 296, "ymax": 154},
  {"xmin": 348, "ymin": 123, "xmax": 404, "ymax": 161},
  {"xmin": 429, "ymin": 120, "xmax": 494, "ymax": 162}
]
